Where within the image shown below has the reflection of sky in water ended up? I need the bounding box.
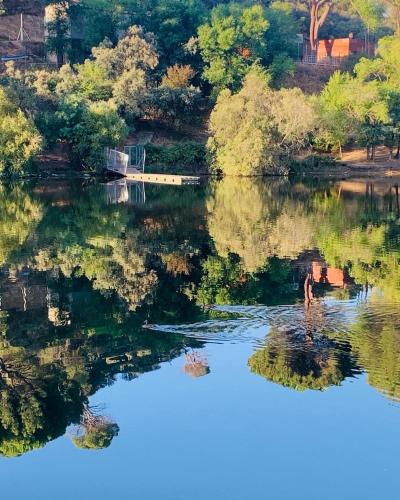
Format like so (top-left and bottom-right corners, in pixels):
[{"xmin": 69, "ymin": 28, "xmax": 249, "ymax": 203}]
[{"xmin": 3, "ymin": 333, "xmax": 399, "ymax": 500}]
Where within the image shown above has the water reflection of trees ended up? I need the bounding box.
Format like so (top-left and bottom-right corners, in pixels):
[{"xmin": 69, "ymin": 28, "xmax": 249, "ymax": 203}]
[
  {"xmin": 206, "ymin": 178, "xmax": 314, "ymax": 272},
  {"xmin": 248, "ymin": 297, "xmax": 356, "ymax": 391},
  {"xmin": 312, "ymin": 183, "xmax": 400, "ymax": 300},
  {"xmin": 207, "ymin": 177, "xmax": 400, "ymax": 300},
  {"xmin": 0, "ymin": 177, "xmax": 400, "ymax": 455},
  {"xmin": 248, "ymin": 327, "xmax": 349, "ymax": 391},
  {"xmin": 0, "ymin": 342, "xmax": 82, "ymax": 457},
  {"xmin": 196, "ymin": 253, "xmax": 298, "ymax": 307},
  {"xmin": 0, "ymin": 272, "xmax": 203, "ymax": 457},
  {"xmin": 72, "ymin": 404, "xmax": 119, "ymax": 451},
  {"xmin": 337, "ymin": 305, "xmax": 400, "ymax": 401},
  {"xmin": 0, "ymin": 184, "xmax": 43, "ymax": 267}
]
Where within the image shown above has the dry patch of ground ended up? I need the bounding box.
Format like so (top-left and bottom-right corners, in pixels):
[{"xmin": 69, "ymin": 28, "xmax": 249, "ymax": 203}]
[
  {"xmin": 339, "ymin": 147, "xmax": 400, "ymax": 177},
  {"xmin": 284, "ymin": 63, "xmax": 337, "ymax": 94}
]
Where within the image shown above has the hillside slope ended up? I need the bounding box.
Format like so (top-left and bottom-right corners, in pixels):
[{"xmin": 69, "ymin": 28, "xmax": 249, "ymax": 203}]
[
  {"xmin": 284, "ymin": 62, "xmax": 337, "ymax": 94},
  {"xmin": 3, "ymin": 0, "xmax": 44, "ymax": 16}
]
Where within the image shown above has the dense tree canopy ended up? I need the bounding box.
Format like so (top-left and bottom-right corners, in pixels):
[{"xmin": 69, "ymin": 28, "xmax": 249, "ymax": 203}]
[
  {"xmin": 315, "ymin": 35, "xmax": 400, "ymax": 157},
  {"xmin": 208, "ymin": 71, "xmax": 316, "ymax": 175},
  {"xmin": 0, "ymin": 88, "xmax": 42, "ymax": 175},
  {"xmin": 198, "ymin": 3, "xmax": 270, "ymax": 92}
]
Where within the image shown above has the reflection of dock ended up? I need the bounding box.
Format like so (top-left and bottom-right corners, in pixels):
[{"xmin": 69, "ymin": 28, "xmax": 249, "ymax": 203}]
[{"xmin": 105, "ymin": 179, "xmax": 146, "ymax": 205}]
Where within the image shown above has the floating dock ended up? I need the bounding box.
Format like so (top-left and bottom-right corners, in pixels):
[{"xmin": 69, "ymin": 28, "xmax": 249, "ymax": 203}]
[
  {"xmin": 105, "ymin": 146, "xmax": 200, "ymax": 185},
  {"xmin": 125, "ymin": 168, "xmax": 200, "ymax": 185}
]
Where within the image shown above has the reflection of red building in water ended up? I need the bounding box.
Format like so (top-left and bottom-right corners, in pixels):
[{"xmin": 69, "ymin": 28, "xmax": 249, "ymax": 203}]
[{"xmin": 312, "ymin": 261, "xmax": 354, "ymax": 288}]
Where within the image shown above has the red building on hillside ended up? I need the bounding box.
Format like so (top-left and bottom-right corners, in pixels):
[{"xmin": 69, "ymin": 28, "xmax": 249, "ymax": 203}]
[{"xmin": 303, "ymin": 34, "xmax": 375, "ymax": 66}]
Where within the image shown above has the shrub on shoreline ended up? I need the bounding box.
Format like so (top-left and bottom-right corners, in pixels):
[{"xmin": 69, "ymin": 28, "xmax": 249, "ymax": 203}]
[{"xmin": 146, "ymin": 142, "xmax": 207, "ymax": 172}]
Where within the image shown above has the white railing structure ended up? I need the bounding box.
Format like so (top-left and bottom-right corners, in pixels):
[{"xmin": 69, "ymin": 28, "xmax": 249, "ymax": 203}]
[
  {"xmin": 105, "ymin": 147, "xmax": 129, "ymax": 176},
  {"xmin": 303, "ymin": 53, "xmax": 343, "ymax": 68},
  {"xmin": 124, "ymin": 145, "xmax": 146, "ymax": 173},
  {"xmin": 128, "ymin": 181, "xmax": 146, "ymax": 204},
  {"xmin": 105, "ymin": 179, "xmax": 146, "ymax": 205},
  {"xmin": 106, "ymin": 179, "xmax": 129, "ymax": 204}
]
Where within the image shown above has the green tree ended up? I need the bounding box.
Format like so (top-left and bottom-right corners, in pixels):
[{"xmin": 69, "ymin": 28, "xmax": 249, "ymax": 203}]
[
  {"xmin": 0, "ymin": 87, "xmax": 42, "ymax": 175},
  {"xmin": 141, "ymin": 85, "xmax": 202, "ymax": 129},
  {"xmin": 56, "ymin": 96, "xmax": 128, "ymax": 169},
  {"xmin": 46, "ymin": 2, "xmax": 71, "ymax": 67},
  {"xmin": 347, "ymin": 0, "xmax": 385, "ymax": 33},
  {"xmin": 315, "ymin": 71, "xmax": 358, "ymax": 155},
  {"xmin": 53, "ymin": 26, "xmax": 158, "ymax": 120},
  {"xmin": 316, "ymin": 68, "xmax": 390, "ymax": 158},
  {"xmin": 90, "ymin": 27, "xmax": 158, "ymax": 117},
  {"xmin": 264, "ymin": 1, "xmax": 299, "ymax": 85},
  {"xmin": 208, "ymin": 71, "xmax": 315, "ymax": 175},
  {"xmin": 198, "ymin": 2, "xmax": 269, "ymax": 92},
  {"xmin": 146, "ymin": 0, "xmax": 208, "ymax": 68},
  {"xmin": 385, "ymin": 0, "xmax": 400, "ymax": 34},
  {"xmin": 354, "ymin": 35, "xmax": 400, "ymax": 109},
  {"xmin": 360, "ymin": 35, "xmax": 400, "ymax": 80}
]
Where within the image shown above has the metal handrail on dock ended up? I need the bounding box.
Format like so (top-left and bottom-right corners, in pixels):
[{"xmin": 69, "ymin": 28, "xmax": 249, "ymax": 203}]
[
  {"xmin": 124, "ymin": 145, "xmax": 146, "ymax": 173},
  {"xmin": 105, "ymin": 145, "xmax": 200, "ymax": 185},
  {"xmin": 105, "ymin": 147, "xmax": 129, "ymax": 176},
  {"xmin": 105, "ymin": 145, "xmax": 146, "ymax": 175}
]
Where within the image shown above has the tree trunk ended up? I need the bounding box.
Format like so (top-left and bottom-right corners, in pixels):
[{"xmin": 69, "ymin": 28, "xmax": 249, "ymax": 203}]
[
  {"xmin": 389, "ymin": 132, "xmax": 394, "ymax": 159},
  {"xmin": 394, "ymin": 5, "xmax": 400, "ymax": 36},
  {"xmin": 396, "ymin": 135, "xmax": 400, "ymax": 159},
  {"xmin": 310, "ymin": 1, "xmax": 317, "ymax": 51},
  {"xmin": 309, "ymin": 0, "xmax": 333, "ymax": 51}
]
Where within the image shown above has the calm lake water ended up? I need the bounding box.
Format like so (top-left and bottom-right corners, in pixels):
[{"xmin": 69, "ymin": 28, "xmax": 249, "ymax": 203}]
[{"xmin": 0, "ymin": 176, "xmax": 400, "ymax": 499}]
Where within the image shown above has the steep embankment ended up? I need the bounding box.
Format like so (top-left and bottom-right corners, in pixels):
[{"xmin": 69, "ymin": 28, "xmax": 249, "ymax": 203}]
[
  {"xmin": 285, "ymin": 62, "xmax": 337, "ymax": 94},
  {"xmin": 0, "ymin": 0, "xmax": 45, "ymax": 61},
  {"xmin": 3, "ymin": 0, "xmax": 44, "ymax": 15}
]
